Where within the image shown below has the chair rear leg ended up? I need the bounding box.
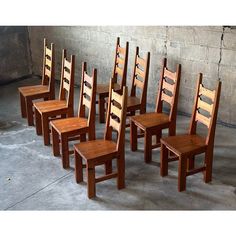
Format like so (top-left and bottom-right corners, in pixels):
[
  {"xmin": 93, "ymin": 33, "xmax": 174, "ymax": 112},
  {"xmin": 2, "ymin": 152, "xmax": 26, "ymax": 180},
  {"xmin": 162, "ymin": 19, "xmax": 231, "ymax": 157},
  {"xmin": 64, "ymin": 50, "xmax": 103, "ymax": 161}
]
[
  {"xmin": 20, "ymin": 93, "xmax": 27, "ymax": 118},
  {"xmin": 187, "ymin": 155, "xmax": 195, "ymax": 171},
  {"xmin": 52, "ymin": 127, "xmax": 60, "ymax": 156},
  {"xmin": 105, "ymin": 160, "xmax": 112, "ymax": 175},
  {"xmin": 144, "ymin": 130, "xmax": 152, "ymax": 163},
  {"xmin": 160, "ymin": 143, "xmax": 169, "ymax": 177},
  {"xmin": 61, "ymin": 135, "xmax": 69, "ymax": 169},
  {"xmin": 98, "ymin": 95, "xmax": 106, "ymax": 123},
  {"xmin": 178, "ymin": 156, "xmax": 187, "ymax": 192},
  {"xmin": 26, "ymin": 97, "xmax": 34, "ymax": 126},
  {"xmin": 130, "ymin": 120, "xmax": 138, "ymax": 151},
  {"xmin": 204, "ymin": 149, "xmax": 214, "ymax": 183},
  {"xmin": 75, "ymin": 150, "xmax": 83, "ymax": 183},
  {"xmin": 117, "ymin": 153, "xmax": 125, "ymax": 189},
  {"xmin": 35, "ymin": 109, "xmax": 42, "ymax": 135}
]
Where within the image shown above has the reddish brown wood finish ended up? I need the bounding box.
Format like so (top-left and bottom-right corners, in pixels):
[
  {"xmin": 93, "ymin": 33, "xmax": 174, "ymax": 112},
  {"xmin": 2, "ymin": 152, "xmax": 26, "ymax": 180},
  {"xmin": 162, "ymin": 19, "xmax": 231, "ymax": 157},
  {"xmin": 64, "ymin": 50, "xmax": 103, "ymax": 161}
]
[
  {"xmin": 160, "ymin": 74, "xmax": 222, "ymax": 191},
  {"xmin": 74, "ymin": 78, "xmax": 128, "ymax": 198},
  {"xmin": 50, "ymin": 62, "xmax": 97, "ymax": 169},
  {"xmin": 33, "ymin": 50, "xmax": 75, "ymax": 146},
  {"xmin": 96, "ymin": 37, "xmax": 129, "ymax": 123},
  {"xmin": 18, "ymin": 38, "xmax": 55, "ymax": 126},
  {"xmin": 130, "ymin": 58, "xmax": 181, "ymax": 163}
]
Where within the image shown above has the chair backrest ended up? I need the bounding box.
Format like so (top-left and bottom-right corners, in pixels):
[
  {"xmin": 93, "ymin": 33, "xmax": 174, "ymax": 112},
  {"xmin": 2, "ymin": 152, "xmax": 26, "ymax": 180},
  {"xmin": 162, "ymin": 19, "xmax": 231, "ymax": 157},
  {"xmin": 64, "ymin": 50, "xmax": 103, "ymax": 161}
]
[
  {"xmin": 42, "ymin": 38, "xmax": 55, "ymax": 96},
  {"xmin": 130, "ymin": 47, "xmax": 150, "ymax": 109},
  {"xmin": 155, "ymin": 58, "xmax": 181, "ymax": 121},
  {"xmin": 112, "ymin": 37, "xmax": 129, "ymax": 90},
  {"xmin": 104, "ymin": 78, "xmax": 128, "ymax": 153},
  {"xmin": 59, "ymin": 49, "xmax": 75, "ymax": 109},
  {"xmin": 78, "ymin": 62, "xmax": 97, "ymax": 128},
  {"xmin": 189, "ymin": 74, "xmax": 221, "ymax": 146}
]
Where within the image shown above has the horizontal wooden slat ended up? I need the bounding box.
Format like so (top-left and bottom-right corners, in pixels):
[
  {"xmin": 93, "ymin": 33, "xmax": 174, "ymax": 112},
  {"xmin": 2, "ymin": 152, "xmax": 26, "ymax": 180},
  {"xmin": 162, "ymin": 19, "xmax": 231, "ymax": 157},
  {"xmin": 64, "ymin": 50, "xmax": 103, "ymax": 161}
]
[
  {"xmin": 64, "ymin": 70, "xmax": 71, "ymax": 80},
  {"xmin": 84, "ymin": 73, "xmax": 92, "ymax": 85},
  {"xmin": 63, "ymin": 81, "xmax": 70, "ymax": 91},
  {"xmin": 136, "ymin": 67, "xmax": 145, "ymax": 79},
  {"xmin": 45, "ymin": 47, "xmax": 52, "ymax": 57},
  {"xmin": 116, "ymin": 66, "xmax": 123, "ymax": 77},
  {"xmin": 64, "ymin": 59, "xmax": 71, "ymax": 70},
  {"xmin": 83, "ymin": 97, "xmax": 91, "ymax": 109},
  {"xmin": 111, "ymin": 105, "xmax": 122, "ymax": 119},
  {"xmin": 164, "ymin": 68, "xmax": 176, "ymax": 82},
  {"xmin": 84, "ymin": 85, "xmax": 92, "ymax": 97},
  {"xmin": 110, "ymin": 118, "xmax": 120, "ymax": 131},
  {"xmin": 45, "ymin": 68, "xmax": 51, "ymax": 77},
  {"xmin": 117, "ymin": 57, "xmax": 124, "ymax": 65},
  {"xmin": 117, "ymin": 46, "xmax": 126, "ymax": 55},
  {"xmin": 163, "ymin": 80, "xmax": 174, "ymax": 94},
  {"xmin": 199, "ymin": 85, "xmax": 215, "ymax": 101},
  {"xmin": 196, "ymin": 112, "xmax": 211, "ymax": 128},
  {"xmin": 186, "ymin": 166, "xmax": 206, "ymax": 176},
  {"xmin": 112, "ymin": 90, "xmax": 123, "ymax": 104},
  {"xmin": 134, "ymin": 78, "xmax": 144, "ymax": 89},
  {"xmin": 161, "ymin": 93, "xmax": 173, "ymax": 105},
  {"xmin": 136, "ymin": 56, "xmax": 146, "ymax": 67},
  {"xmin": 197, "ymin": 98, "xmax": 213, "ymax": 115},
  {"xmin": 95, "ymin": 172, "xmax": 118, "ymax": 183},
  {"xmin": 45, "ymin": 58, "xmax": 52, "ymax": 67}
]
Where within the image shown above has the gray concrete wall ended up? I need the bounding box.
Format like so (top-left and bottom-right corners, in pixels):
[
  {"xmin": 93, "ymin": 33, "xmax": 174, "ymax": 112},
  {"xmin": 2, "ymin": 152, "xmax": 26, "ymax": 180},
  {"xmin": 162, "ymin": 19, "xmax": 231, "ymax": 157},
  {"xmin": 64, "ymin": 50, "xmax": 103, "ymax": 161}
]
[
  {"xmin": 28, "ymin": 26, "xmax": 236, "ymax": 126},
  {"xmin": 0, "ymin": 26, "xmax": 31, "ymax": 84}
]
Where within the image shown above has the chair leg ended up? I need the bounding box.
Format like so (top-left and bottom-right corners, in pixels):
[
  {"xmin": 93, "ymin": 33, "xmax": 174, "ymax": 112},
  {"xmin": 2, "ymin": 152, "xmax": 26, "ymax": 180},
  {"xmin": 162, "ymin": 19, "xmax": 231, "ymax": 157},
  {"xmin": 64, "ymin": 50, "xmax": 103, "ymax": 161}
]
[
  {"xmin": 35, "ymin": 109, "xmax": 42, "ymax": 135},
  {"xmin": 204, "ymin": 149, "xmax": 214, "ymax": 183},
  {"xmin": 178, "ymin": 156, "xmax": 187, "ymax": 192},
  {"xmin": 105, "ymin": 160, "xmax": 112, "ymax": 175},
  {"xmin": 98, "ymin": 94, "xmax": 105, "ymax": 123},
  {"xmin": 130, "ymin": 120, "xmax": 137, "ymax": 151},
  {"xmin": 160, "ymin": 143, "xmax": 169, "ymax": 177},
  {"xmin": 187, "ymin": 155, "xmax": 195, "ymax": 171},
  {"xmin": 80, "ymin": 133, "xmax": 86, "ymax": 142},
  {"xmin": 117, "ymin": 152, "xmax": 125, "ymax": 189},
  {"xmin": 88, "ymin": 127, "xmax": 96, "ymax": 140},
  {"xmin": 155, "ymin": 130, "xmax": 162, "ymax": 145},
  {"xmin": 26, "ymin": 97, "xmax": 34, "ymax": 126},
  {"xmin": 144, "ymin": 130, "xmax": 152, "ymax": 163},
  {"xmin": 61, "ymin": 135, "xmax": 69, "ymax": 169},
  {"xmin": 52, "ymin": 127, "xmax": 60, "ymax": 156},
  {"xmin": 20, "ymin": 93, "xmax": 27, "ymax": 118},
  {"xmin": 75, "ymin": 150, "xmax": 83, "ymax": 183},
  {"xmin": 87, "ymin": 165, "xmax": 96, "ymax": 198},
  {"xmin": 42, "ymin": 114, "xmax": 50, "ymax": 145}
]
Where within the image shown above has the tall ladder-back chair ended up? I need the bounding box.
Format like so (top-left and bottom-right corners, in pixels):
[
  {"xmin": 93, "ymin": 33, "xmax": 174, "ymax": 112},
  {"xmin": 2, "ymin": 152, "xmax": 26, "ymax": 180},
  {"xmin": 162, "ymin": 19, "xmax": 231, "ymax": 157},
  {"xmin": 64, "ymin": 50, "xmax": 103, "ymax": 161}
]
[
  {"xmin": 126, "ymin": 47, "xmax": 150, "ymax": 127},
  {"xmin": 50, "ymin": 62, "xmax": 97, "ymax": 169},
  {"xmin": 34, "ymin": 50, "xmax": 75, "ymax": 146},
  {"xmin": 130, "ymin": 58, "xmax": 181, "ymax": 163},
  {"xmin": 74, "ymin": 79, "xmax": 128, "ymax": 198},
  {"xmin": 160, "ymin": 74, "xmax": 221, "ymax": 191},
  {"xmin": 96, "ymin": 37, "xmax": 128, "ymax": 123},
  {"xmin": 18, "ymin": 38, "xmax": 55, "ymax": 126}
]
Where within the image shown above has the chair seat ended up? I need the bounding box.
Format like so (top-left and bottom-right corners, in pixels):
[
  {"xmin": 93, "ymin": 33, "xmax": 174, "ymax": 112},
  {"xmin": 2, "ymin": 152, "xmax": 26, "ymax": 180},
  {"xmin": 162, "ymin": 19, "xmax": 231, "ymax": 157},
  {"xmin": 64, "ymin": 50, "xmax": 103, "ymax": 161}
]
[
  {"xmin": 96, "ymin": 83, "xmax": 121, "ymax": 95},
  {"xmin": 74, "ymin": 140, "xmax": 117, "ymax": 161},
  {"xmin": 34, "ymin": 100, "xmax": 67, "ymax": 113},
  {"xmin": 161, "ymin": 134, "xmax": 207, "ymax": 156},
  {"xmin": 51, "ymin": 117, "xmax": 88, "ymax": 134},
  {"xmin": 127, "ymin": 96, "xmax": 141, "ymax": 109},
  {"xmin": 18, "ymin": 85, "xmax": 49, "ymax": 96},
  {"xmin": 131, "ymin": 112, "xmax": 170, "ymax": 130}
]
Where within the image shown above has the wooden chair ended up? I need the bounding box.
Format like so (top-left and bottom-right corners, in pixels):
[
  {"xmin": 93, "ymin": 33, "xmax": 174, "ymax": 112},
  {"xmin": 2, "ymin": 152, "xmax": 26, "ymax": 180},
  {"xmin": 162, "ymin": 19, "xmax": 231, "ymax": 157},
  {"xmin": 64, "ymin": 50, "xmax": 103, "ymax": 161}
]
[
  {"xmin": 96, "ymin": 37, "xmax": 129, "ymax": 123},
  {"xmin": 74, "ymin": 79, "xmax": 128, "ymax": 198},
  {"xmin": 130, "ymin": 58, "xmax": 181, "ymax": 163},
  {"xmin": 50, "ymin": 62, "xmax": 97, "ymax": 169},
  {"xmin": 126, "ymin": 47, "xmax": 150, "ymax": 127},
  {"xmin": 160, "ymin": 74, "xmax": 221, "ymax": 191},
  {"xmin": 18, "ymin": 38, "xmax": 55, "ymax": 126},
  {"xmin": 33, "ymin": 49, "xmax": 75, "ymax": 146}
]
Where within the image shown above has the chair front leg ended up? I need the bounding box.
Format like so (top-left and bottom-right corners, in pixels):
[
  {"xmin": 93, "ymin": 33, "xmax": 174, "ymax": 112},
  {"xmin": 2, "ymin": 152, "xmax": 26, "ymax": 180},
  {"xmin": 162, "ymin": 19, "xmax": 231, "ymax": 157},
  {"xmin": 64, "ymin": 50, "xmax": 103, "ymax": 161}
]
[
  {"xmin": 52, "ymin": 127, "xmax": 60, "ymax": 156},
  {"xmin": 35, "ymin": 108, "xmax": 42, "ymax": 135},
  {"xmin": 61, "ymin": 134, "xmax": 69, "ymax": 169},
  {"xmin": 130, "ymin": 120, "xmax": 138, "ymax": 151},
  {"xmin": 87, "ymin": 164, "xmax": 96, "ymax": 198},
  {"xmin": 26, "ymin": 97, "xmax": 34, "ymax": 126},
  {"xmin": 42, "ymin": 114, "xmax": 50, "ymax": 145},
  {"xmin": 20, "ymin": 93, "xmax": 27, "ymax": 118},
  {"xmin": 117, "ymin": 152, "xmax": 125, "ymax": 189},
  {"xmin": 178, "ymin": 155, "xmax": 187, "ymax": 192},
  {"xmin": 75, "ymin": 150, "xmax": 83, "ymax": 183},
  {"xmin": 160, "ymin": 143, "xmax": 169, "ymax": 177}
]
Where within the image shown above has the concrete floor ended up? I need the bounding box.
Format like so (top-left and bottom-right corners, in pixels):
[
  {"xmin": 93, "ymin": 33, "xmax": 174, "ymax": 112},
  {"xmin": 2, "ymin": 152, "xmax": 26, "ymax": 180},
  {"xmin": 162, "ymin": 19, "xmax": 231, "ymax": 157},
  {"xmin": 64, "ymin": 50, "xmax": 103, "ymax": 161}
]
[{"xmin": 0, "ymin": 77, "xmax": 236, "ymax": 210}]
